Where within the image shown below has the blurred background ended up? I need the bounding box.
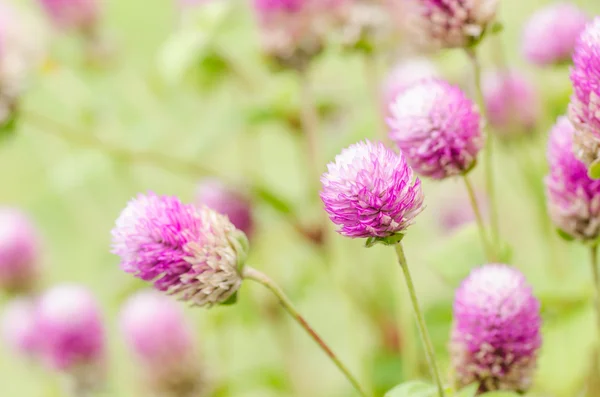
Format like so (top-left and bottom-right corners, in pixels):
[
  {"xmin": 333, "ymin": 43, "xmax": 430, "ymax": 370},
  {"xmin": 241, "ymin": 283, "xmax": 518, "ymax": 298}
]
[{"xmin": 1, "ymin": 0, "xmax": 600, "ymax": 396}]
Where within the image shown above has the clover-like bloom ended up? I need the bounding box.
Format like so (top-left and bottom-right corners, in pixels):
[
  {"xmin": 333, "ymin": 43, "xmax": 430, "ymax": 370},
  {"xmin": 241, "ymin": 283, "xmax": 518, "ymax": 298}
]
[
  {"xmin": 451, "ymin": 264, "xmax": 541, "ymax": 393},
  {"xmin": 545, "ymin": 117, "xmax": 600, "ymax": 241},
  {"xmin": 37, "ymin": 0, "xmax": 99, "ymax": 32},
  {"xmin": 37, "ymin": 285, "xmax": 105, "ymax": 371},
  {"xmin": 111, "ymin": 193, "xmax": 248, "ymax": 307},
  {"xmin": 0, "ymin": 208, "xmax": 41, "ymax": 294},
  {"xmin": 483, "ymin": 69, "xmax": 540, "ymax": 137},
  {"xmin": 569, "ymin": 18, "xmax": 600, "ymax": 165},
  {"xmin": 396, "ymin": 0, "xmax": 499, "ymax": 49},
  {"xmin": 196, "ymin": 178, "xmax": 254, "ymax": 239},
  {"xmin": 320, "ymin": 140, "xmax": 424, "ymax": 239},
  {"xmin": 388, "ymin": 79, "xmax": 484, "ymax": 180},
  {"xmin": 121, "ymin": 291, "xmax": 205, "ymax": 396},
  {"xmin": 1, "ymin": 297, "xmax": 39, "ymax": 357},
  {"xmin": 522, "ymin": 3, "xmax": 588, "ymax": 66}
]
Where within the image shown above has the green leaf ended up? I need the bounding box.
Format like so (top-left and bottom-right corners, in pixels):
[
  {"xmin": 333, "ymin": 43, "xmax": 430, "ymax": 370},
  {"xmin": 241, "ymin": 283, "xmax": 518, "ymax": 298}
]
[
  {"xmin": 220, "ymin": 291, "xmax": 238, "ymax": 306},
  {"xmin": 454, "ymin": 384, "xmax": 479, "ymax": 397},
  {"xmin": 589, "ymin": 160, "xmax": 600, "ymax": 179},
  {"xmin": 556, "ymin": 228, "xmax": 575, "ymax": 242},
  {"xmin": 365, "ymin": 233, "xmax": 405, "ymax": 248},
  {"xmin": 251, "ymin": 184, "xmax": 295, "ymax": 215},
  {"xmin": 384, "ymin": 380, "xmax": 437, "ymax": 397},
  {"xmin": 0, "ymin": 108, "xmax": 18, "ymax": 141},
  {"xmin": 489, "ymin": 21, "xmax": 504, "ymax": 35}
]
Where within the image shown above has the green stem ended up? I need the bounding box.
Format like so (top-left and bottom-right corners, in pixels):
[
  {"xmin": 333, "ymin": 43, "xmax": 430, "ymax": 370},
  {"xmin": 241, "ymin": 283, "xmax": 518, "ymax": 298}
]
[
  {"xmin": 393, "ymin": 244, "xmax": 446, "ymax": 397},
  {"xmin": 462, "ymin": 175, "xmax": 495, "ymax": 261},
  {"xmin": 466, "ymin": 48, "xmax": 500, "ymax": 255},
  {"xmin": 243, "ymin": 266, "xmax": 371, "ymax": 397}
]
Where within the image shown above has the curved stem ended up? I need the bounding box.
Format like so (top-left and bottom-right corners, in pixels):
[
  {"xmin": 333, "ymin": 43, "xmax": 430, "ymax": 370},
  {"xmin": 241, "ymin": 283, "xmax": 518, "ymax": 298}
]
[
  {"xmin": 462, "ymin": 175, "xmax": 495, "ymax": 261},
  {"xmin": 465, "ymin": 48, "xmax": 500, "ymax": 255},
  {"xmin": 243, "ymin": 266, "xmax": 371, "ymax": 397},
  {"xmin": 393, "ymin": 244, "xmax": 446, "ymax": 397}
]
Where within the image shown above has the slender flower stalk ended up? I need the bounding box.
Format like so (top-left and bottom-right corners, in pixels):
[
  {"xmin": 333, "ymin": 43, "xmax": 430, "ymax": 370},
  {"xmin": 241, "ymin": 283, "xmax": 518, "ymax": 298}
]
[
  {"xmin": 462, "ymin": 175, "xmax": 494, "ymax": 261},
  {"xmin": 466, "ymin": 48, "xmax": 500, "ymax": 254},
  {"xmin": 242, "ymin": 266, "xmax": 371, "ymax": 397},
  {"xmin": 394, "ymin": 243, "xmax": 445, "ymax": 397}
]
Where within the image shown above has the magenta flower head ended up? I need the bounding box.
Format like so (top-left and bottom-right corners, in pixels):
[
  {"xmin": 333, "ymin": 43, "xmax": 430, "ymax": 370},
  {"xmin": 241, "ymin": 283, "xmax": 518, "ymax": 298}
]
[
  {"xmin": 397, "ymin": 0, "xmax": 499, "ymax": 49},
  {"xmin": 36, "ymin": 285, "xmax": 105, "ymax": 372},
  {"xmin": 320, "ymin": 140, "xmax": 424, "ymax": 241},
  {"xmin": 196, "ymin": 178, "xmax": 254, "ymax": 239},
  {"xmin": 569, "ymin": 18, "xmax": 600, "ymax": 166},
  {"xmin": 381, "ymin": 58, "xmax": 440, "ymax": 118},
  {"xmin": 0, "ymin": 208, "xmax": 41, "ymax": 294},
  {"xmin": 111, "ymin": 193, "xmax": 249, "ymax": 307},
  {"xmin": 1, "ymin": 297, "xmax": 39, "ymax": 358},
  {"xmin": 545, "ymin": 117, "xmax": 600, "ymax": 241},
  {"xmin": 483, "ymin": 69, "xmax": 540, "ymax": 137},
  {"xmin": 37, "ymin": 0, "xmax": 99, "ymax": 32},
  {"xmin": 388, "ymin": 79, "xmax": 484, "ymax": 180},
  {"xmin": 120, "ymin": 291, "xmax": 205, "ymax": 396},
  {"xmin": 451, "ymin": 264, "xmax": 541, "ymax": 393},
  {"xmin": 522, "ymin": 3, "xmax": 588, "ymax": 66}
]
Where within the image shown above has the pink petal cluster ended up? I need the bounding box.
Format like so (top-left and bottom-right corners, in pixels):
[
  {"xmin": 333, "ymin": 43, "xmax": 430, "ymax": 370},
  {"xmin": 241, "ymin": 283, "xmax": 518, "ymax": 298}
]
[
  {"xmin": 196, "ymin": 178, "xmax": 254, "ymax": 239},
  {"xmin": 0, "ymin": 208, "xmax": 41, "ymax": 294},
  {"xmin": 569, "ymin": 18, "xmax": 600, "ymax": 166},
  {"xmin": 395, "ymin": 0, "xmax": 499, "ymax": 49},
  {"xmin": 36, "ymin": 285, "xmax": 105, "ymax": 371},
  {"xmin": 451, "ymin": 264, "xmax": 541, "ymax": 393},
  {"xmin": 483, "ymin": 70, "xmax": 540, "ymax": 137},
  {"xmin": 381, "ymin": 58, "xmax": 439, "ymax": 118},
  {"xmin": 522, "ymin": 3, "xmax": 588, "ymax": 66},
  {"xmin": 388, "ymin": 79, "xmax": 483, "ymax": 180},
  {"xmin": 111, "ymin": 193, "xmax": 248, "ymax": 307},
  {"xmin": 320, "ymin": 140, "xmax": 424, "ymax": 239},
  {"xmin": 37, "ymin": 0, "xmax": 99, "ymax": 32},
  {"xmin": 120, "ymin": 291, "xmax": 205, "ymax": 395},
  {"xmin": 545, "ymin": 117, "xmax": 600, "ymax": 241},
  {"xmin": 1, "ymin": 298, "xmax": 39, "ymax": 357}
]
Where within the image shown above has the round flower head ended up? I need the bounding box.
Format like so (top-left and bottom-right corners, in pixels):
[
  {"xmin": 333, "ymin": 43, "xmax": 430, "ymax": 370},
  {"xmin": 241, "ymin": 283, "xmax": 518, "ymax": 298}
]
[
  {"xmin": 111, "ymin": 193, "xmax": 248, "ymax": 307},
  {"xmin": 196, "ymin": 178, "xmax": 254, "ymax": 239},
  {"xmin": 320, "ymin": 140, "xmax": 424, "ymax": 239},
  {"xmin": 36, "ymin": 285, "xmax": 105, "ymax": 372},
  {"xmin": 451, "ymin": 264, "xmax": 541, "ymax": 393},
  {"xmin": 522, "ymin": 3, "xmax": 588, "ymax": 66},
  {"xmin": 0, "ymin": 208, "xmax": 41, "ymax": 294},
  {"xmin": 396, "ymin": 0, "xmax": 499, "ymax": 50},
  {"xmin": 388, "ymin": 78, "xmax": 484, "ymax": 179},
  {"xmin": 381, "ymin": 57, "xmax": 440, "ymax": 118},
  {"xmin": 569, "ymin": 17, "xmax": 600, "ymax": 163},
  {"xmin": 483, "ymin": 69, "xmax": 540, "ymax": 137},
  {"xmin": 545, "ymin": 117, "xmax": 600, "ymax": 241},
  {"xmin": 1, "ymin": 297, "xmax": 39, "ymax": 357},
  {"xmin": 37, "ymin": 0, "xmax": 99, "ymax": 32}
]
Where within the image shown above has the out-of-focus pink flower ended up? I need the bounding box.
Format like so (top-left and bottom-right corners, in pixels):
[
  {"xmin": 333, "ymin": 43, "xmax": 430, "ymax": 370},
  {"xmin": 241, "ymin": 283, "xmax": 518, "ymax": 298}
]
[
  {"xmin": 451, "ymin": 264, "xmax": 541, "ymax": 393},
  {"xmin": 388, "ymin": 79, "xmax": 483, "ymax": 180},
  {"xmin": 0, "ymin": 208, "xmax": 41, "ymax": 294},
  {"xmin": 1, "ymin": 298, "xmax": 39, "ymax": 357},
  {"xmin": 37, "ymin": 0, "xmax": 99, "ymax": 32},
  {"xmin": 522, "ymin": 3, "xmax": 588, "ymax": 66},
  {"xmin": 320, "ymin": 140, "xmax": 424, "ymax": 239},
  {"xmin": 483, "ymin": 69, "xmax": 540, "ymax": 137}
]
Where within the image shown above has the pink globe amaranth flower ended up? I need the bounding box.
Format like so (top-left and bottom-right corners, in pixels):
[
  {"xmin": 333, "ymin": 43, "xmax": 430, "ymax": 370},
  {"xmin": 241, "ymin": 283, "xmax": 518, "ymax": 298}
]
[
  {"xmin": 0, "ymin": 208, "xmax": 41, "ymax": 294},
  {"xmin": 483, "ymin": 69, "xmax": 540, "ymax": 137},
  {"xmin": 381, "ymin": 58, "xmax": 439, "ymax": 119},
  {"xmin": 522, "ymin": 3, "xmax": 588, "ymax": 66},
  {"xmin": 451, "ymin": 264, "xmax": 541, "ymax": 393},
  {"xmin": 252, "ymin": 0, "xmax": 343, "ymax": 70},
  {"xmin": 196, "ymin": 178, "xmax": 254, "ymax": 239},
  {"xmin": 111, "ymin": 193, "xmax": 248, "ymax": 307},
  {"xmin": 569, "ymin": 17, "xmax": 600, "ymax": 165},
  {"xmin": 388, "ymin": 78, "xmax": 484, "ymax": 180},
  {"xmin": 37, "ymin": 0, "xmax": 99, "ymax": 32},
  {"xmin": 120, "ymin": 291, "xmax": 205, "ymax": 396},
  {"xmin": 36, "ymin": 285, "xmax": 105, "ymax": 372},
  {"xmin": 545, "ymin": 117, "xmax": 600, "ymax": 241},
  {"xmin": 1, "ymin": 297, "xmax": 39, "ymax": 357},
  {"xmin": 395, "ymin": 0, "xmax": 499, "ymax": 50},
  {"xmin": 320, "ymin": 140, "xmax": 424, "ymax": 239}
]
